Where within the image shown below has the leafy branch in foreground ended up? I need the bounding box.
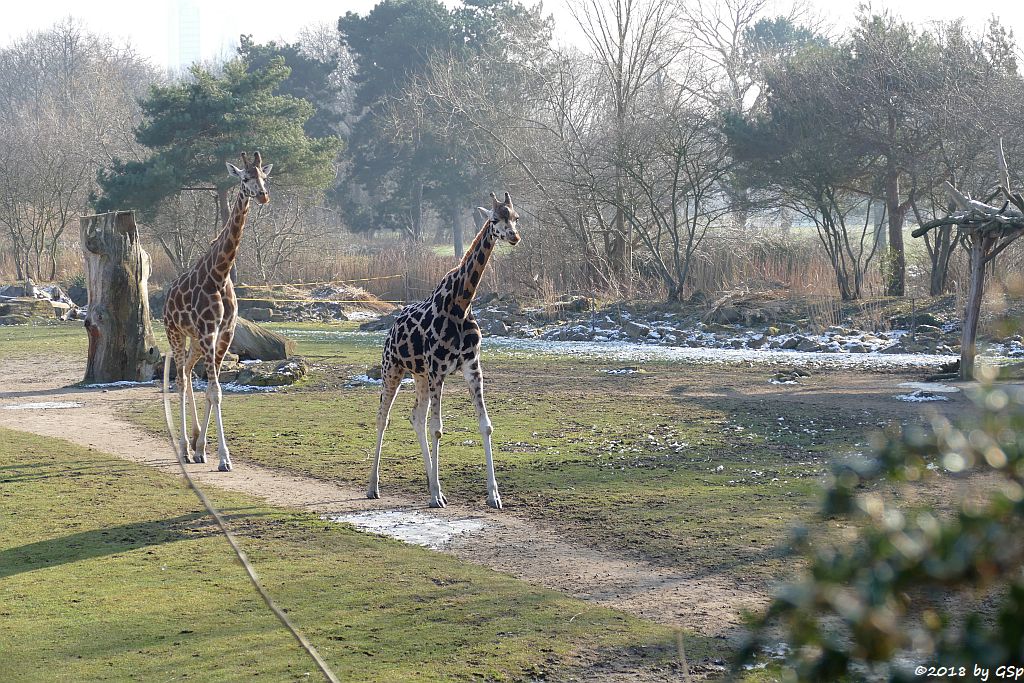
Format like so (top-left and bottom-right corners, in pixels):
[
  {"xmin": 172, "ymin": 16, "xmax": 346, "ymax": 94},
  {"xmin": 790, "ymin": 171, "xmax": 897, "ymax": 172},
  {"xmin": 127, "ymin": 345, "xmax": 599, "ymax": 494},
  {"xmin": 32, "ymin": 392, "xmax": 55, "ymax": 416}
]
[{"xmin": 738, "ymin": 369, "xmax": 1024, "ymax": 680}]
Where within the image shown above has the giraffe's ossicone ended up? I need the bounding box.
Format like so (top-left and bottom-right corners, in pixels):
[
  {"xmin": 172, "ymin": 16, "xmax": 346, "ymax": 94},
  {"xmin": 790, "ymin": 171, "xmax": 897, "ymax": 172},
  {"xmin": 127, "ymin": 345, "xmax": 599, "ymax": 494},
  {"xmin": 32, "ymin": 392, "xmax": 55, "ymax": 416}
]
[
  {"xmin": 163, "ymin": 152, "xmax": 272, "ymax": 472},
  {"xmin": 368, "ymin": 192, "xmax": 521, "ymax": 509}
]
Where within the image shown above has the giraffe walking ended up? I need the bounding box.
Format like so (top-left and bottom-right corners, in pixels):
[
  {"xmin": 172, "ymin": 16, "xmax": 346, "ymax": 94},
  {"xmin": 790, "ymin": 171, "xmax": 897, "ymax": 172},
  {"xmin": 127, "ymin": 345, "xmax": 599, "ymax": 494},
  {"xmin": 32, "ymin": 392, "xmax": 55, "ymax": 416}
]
[
  {"xmin": 368, "ymin": 192, "xmax": 521, "ymax": 508},
  {"xmin": 163, "ymin": 152, "xmax": 272, "ymax": 471}
]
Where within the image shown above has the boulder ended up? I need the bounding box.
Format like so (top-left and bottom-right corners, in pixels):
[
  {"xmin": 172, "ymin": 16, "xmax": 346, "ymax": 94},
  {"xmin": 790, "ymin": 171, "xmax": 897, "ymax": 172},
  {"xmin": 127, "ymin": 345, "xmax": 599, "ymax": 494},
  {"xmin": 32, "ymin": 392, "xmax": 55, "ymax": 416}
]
[
  {"xmin": 482, "ymin": 319, "xmax": 510, "ymax": 336},
  {"xmin": 230, "ymin": 317, "xmax": 296, "ymax": 361},
  {"xmin": 780, "ymin": 336, "xmax": 801, "ymax": 350},
  {"xmin": 0, "ymin": 314, "xmax": 30, "ymax": 326},
  {"xmin": 360, "ymin": 309, "xmax": 400, "ymax": 332},
  {"xmin": 0, "ymin": 297, "xmax": 55, "ymax": 318},
  {"xmin": 68, "ymin": 285, "xmax": 88, "ymax": 306},
  {"xmin": 796, "ymin": 337, "xmax": 824, "ymax": 352},
  {"xmin": 622, "ymin": 320, "xmax": 652, "ymax": 339},
  {"xmin": 247, "ymin": 307, "xmax": 274, "ymax": 322},
  {"xmin": 236, "ymin": 358, "xmax": 308, "ymax": 387}
]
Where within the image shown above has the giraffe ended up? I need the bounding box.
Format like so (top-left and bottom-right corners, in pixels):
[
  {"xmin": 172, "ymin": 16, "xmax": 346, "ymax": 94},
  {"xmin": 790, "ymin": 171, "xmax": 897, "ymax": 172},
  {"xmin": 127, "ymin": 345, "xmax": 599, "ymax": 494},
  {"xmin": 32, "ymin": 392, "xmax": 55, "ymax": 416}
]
[
  {"xmin": 163, "ymin": 152, "xmax": 272, "ymax": 472},
  {"xmin": 368, "ymin": 191, "xmax": 521, "ymax": 509}
]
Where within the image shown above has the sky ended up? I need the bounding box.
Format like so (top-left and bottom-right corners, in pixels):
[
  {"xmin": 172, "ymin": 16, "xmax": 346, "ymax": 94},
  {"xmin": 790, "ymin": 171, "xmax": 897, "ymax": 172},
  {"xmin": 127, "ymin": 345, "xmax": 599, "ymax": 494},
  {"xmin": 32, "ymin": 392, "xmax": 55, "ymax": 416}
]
[{"xmin": 0, "ymin": 0, "xmax": 1021, "ymax": 70}]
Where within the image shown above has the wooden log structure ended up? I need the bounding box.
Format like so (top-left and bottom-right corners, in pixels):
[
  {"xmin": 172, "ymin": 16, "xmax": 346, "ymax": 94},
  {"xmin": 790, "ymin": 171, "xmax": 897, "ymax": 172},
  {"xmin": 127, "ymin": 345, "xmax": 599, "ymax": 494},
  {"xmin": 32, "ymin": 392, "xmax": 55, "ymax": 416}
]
[
  {"xmin": 912, "ymin": 140, "xmax": 1024, "ymax": 380},
  {"xmin": 80, "ymin": 211, "xmax": 161, "ymax": 383}
]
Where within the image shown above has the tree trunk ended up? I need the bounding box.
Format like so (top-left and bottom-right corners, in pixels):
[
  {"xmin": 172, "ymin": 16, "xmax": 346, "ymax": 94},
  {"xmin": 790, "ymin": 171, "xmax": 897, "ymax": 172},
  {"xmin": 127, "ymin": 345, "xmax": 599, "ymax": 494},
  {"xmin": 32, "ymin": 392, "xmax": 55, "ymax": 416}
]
[
  {"xmin": 960, "ymin": 240, "xmax": 985, "ymax": 381},
  {"xmin": 80, "ymin": 211, "xmax": 160, "ymax": 383},
  {"xmin": 411, "ymin": 183, "xmax": 424, "ymax": 241},
  {"xmin": 452, "ymin": 205, "xmax": 465, "ymax": 257},
  {"xmin": 884, "ymin": 169, "xmax": 906, "ymax": 296}
]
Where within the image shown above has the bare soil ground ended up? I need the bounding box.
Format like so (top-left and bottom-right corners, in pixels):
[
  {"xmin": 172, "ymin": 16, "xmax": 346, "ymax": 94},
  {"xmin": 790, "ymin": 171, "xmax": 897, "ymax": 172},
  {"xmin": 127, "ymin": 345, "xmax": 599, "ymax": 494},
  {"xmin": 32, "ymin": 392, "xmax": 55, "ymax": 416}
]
[{"xmin": 0, "ymin": 355, "xmax": 768, "ymax": 648}]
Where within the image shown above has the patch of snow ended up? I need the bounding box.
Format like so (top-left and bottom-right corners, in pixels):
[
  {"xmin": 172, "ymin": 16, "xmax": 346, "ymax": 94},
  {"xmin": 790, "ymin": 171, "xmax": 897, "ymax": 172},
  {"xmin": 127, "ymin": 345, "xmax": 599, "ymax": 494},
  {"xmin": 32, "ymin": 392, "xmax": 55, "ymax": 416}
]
[
  {"xmin": 603, "ymin": 367, "xmax": 643, "ymax": 375},
  {"xmin": 897, "ymin": 382, "xmax": 960, "ymax": 394},
  {"xmin": 894, "ymin": 390, "xmax": 949, "ymax": 402},
  {"xmin": 83, "ymin": 380, "xmax": 156, "ymax": 389},
  {"xmin": 3, "ymin": 401, "xmax": 83, "ymax": 410},
  {"xmin": 328, "ymin": 510, "xmax": 487, "ymax": 549},
  {"xmin": 346, "ymin": 374, "xmax": 415, "ymax": 388},
  {"xmin": 344, "ymin": 310, "xmax": 380, "ymax": 322},
  {"xmin": 191, "ymin": 379, "xmax": 277, "ymax": 393}
]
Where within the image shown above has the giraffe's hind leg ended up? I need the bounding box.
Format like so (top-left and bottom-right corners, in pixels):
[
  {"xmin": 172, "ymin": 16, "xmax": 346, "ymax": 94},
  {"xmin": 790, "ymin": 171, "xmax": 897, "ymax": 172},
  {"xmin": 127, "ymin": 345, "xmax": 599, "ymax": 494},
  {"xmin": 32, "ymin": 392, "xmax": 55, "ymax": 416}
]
[
  {"xmin": 368, "ymin": 362, "xmax": 403, "ymax": 499},
  {"xmin": 212, "ymin": 325, "xmax": 234, "ymax": 471},
  {"xmin": 428, "ymin": 377, "xmax": 447, "ymax": 506},
  {"xmin": 411, "ymin": 375, "xmax": 443, "ymax": 507},
  {"xmin": 183, "ymin": 340, "xmax": 203, "ymax": 459}
]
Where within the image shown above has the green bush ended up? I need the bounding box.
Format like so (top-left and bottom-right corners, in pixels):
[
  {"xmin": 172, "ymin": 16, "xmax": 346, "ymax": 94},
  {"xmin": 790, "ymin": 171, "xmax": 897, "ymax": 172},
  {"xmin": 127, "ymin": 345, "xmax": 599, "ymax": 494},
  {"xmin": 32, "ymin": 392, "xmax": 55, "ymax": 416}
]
[{"xmin": 738, "ymin": 367, "xmax": 1024, "ymax": 680}]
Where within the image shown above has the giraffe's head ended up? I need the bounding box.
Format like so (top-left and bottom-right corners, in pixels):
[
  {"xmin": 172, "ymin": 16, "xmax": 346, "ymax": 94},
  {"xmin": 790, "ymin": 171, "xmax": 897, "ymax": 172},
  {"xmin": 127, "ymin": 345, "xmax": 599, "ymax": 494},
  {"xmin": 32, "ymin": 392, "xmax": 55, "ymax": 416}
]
[
  {"xmin": 226, "ymin": 151, "xmax": 273, "ymax": 205},
  {"xmin": 480, "ymin": 192, "xmax": 520, "ymax": 245}
]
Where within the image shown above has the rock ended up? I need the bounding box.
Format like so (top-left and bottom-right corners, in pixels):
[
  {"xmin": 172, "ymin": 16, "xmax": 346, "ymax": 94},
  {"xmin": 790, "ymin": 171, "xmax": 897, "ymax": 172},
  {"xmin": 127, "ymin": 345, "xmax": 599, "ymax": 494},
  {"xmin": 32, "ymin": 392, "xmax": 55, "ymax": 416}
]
[
  {"xmin": 360, "ymin": 310, "xmax": 400, "ymax": 332},
  {"xmin": 0, "ymin": 283, "xmax": 34, "ymax": 297},
  {"xmin": 796, "ymin": 337, "xmax": 823, "ymax": 352},
  {"xmin": 622, "ymin": 320, "xmax": 652, "ymax": 339},
  {"xmin": 0, "ymin": 297, "xmax": 55, "ymax": 318},
  {"xmin": 230, "ymin": 317, "xmax": 296, "ymax": 361},
  {"xmin": 481, "ymin": 319, "xmax": 510, "ymax": 336},
  {"xmin": 914, "ymin": 324, "xmax": 943, "ymax": 337},
  {"xmin": 68, "ymin": 285, "xmax": 88, "ymax": 306},
  {"xmin": 50, "ymin": 301, "xmax": 72, "ymax": 320},
  {"xmin": 747, "ymin": 334, "xmax": 768, "ymax": 349},
  {"xmin": 366, "ymin": 364, "xmax": 383, "ymax": 380},
  {"xmin": 236, "ymin": 358, "xmax": 308, "ymax": 387},
  {"xmin": 238, "ymin": 297, "xmax": 277, "ymax": 311},
  {"xmin": 845, "ymin": 343, "xmax": 870, "ymax": 353},
  {"xmin": 247, "ymin": 307, "xmax": 273, "ymax": 322},
  {"xmin": 0, "ymin": 314, "xmax": 30, "ymax": 326},
  {"xmin": 780, "ymin": 336, "xmax": 800, "ymax": 350}
]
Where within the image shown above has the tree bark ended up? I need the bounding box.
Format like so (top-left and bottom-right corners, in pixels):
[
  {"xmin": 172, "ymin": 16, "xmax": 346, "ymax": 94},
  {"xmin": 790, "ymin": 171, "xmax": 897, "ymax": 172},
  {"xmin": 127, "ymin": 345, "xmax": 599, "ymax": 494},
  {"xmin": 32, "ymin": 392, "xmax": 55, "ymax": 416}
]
[
  {"xmin": 411, "ymin": 183, "xmax": 424, "ymax": 241},
  {"xmin": 960, "ymin": 239, "xmax": 985, "ymax": 381},
  {"xmin": 80, "ymin": 211, "xmax": 160, "ymax": 383},
  {"xmin": 884, "ymin": 168, "xmax": 906, "ymax": 296},
  {"xmin": 452, "ymin": 205, "xmax": 465, "ymax": 257}
]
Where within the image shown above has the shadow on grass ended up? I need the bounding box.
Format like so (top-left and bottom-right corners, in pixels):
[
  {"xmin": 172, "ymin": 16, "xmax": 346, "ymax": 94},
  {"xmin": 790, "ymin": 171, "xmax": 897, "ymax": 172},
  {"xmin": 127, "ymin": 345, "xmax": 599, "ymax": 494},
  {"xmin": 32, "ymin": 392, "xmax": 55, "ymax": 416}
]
[
  {"xmin": 0, "ymin": 508, "xmax": 278, "ymax": 580},
  {"xmin": 0, "ymin": 513, "xmax": 211, "ymax": 579}
]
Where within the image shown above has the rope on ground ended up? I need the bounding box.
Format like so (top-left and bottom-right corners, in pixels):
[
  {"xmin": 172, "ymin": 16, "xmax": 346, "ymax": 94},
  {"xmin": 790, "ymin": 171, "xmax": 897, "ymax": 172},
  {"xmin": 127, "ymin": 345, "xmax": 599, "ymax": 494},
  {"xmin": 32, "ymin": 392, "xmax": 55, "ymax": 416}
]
[{"xmin": 161, "ymin": 354, "xmax": 341, "ymax": 683}]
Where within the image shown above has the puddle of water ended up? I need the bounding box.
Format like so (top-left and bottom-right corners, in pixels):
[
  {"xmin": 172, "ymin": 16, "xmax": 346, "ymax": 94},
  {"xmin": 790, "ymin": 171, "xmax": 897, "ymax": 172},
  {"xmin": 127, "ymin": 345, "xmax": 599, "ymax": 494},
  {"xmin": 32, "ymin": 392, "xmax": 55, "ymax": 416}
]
[
  {"xmin": 894, "ymin": 391, "xmax": 949, "ymax": 402},
  {"xmin": 328, "ymin": 510, "xmax": 487, "ymax": 549},
  {"xmin": 282, "ymin": 328, "xmax": 965, "ymax": 370},
  {"xmin": 3, "ymin": 401, "xmax": 83, "ymax": 410},
  {"xmin": 897, "ymin": 381, "xmax": 960, "ymax": 393}
]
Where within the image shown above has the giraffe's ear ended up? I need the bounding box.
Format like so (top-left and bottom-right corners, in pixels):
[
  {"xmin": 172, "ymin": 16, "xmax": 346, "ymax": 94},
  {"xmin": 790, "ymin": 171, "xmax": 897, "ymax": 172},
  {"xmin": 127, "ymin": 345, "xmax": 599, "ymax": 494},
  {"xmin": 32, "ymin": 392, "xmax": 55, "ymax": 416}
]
[
  {"xmin": 261, "ymin": 163, "xmax": 273, "ymax": 176},
  {"xmin": 226, "ymin": 162, "xmax": 244, "ymax": 179},
  {"xmin": 476, "ymin": 207, "xmax": 495, "ymax": 222}
]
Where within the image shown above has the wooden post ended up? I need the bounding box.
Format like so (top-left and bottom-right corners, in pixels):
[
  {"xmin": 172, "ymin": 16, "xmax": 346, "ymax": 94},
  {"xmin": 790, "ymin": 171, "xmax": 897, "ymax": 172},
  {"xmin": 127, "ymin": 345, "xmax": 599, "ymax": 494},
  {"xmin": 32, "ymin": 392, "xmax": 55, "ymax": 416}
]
[
  {"xmin": 81, "ymin": 211, "xmax": 160, "ymax": 383},
  {"xmin": 960, "ymin": 239, "xmax": 986, "ymax": 381}
]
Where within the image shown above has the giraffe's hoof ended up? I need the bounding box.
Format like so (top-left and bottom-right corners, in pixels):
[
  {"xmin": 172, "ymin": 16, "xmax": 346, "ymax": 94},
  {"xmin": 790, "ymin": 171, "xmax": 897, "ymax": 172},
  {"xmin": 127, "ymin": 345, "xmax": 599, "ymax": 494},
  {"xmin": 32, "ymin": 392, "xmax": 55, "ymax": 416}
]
[
  {"xmin": 428, "ymin": 497, "xmax": 446, "ymax": 508},
  {"xmin": 217, "ymin": 462, "xmax": 232, "ymax": 472},
  {"xmin": 487, "ymin": 494, "xmax": 503, "ymax": 510},
  {"xmin": 193, "ymin": 453, "xmax": 206, "ymax": 464},
  {"xmin": 439, "ymin": 492, "xmax": 448, "ymax": 506},
  {"xmin": 367, "ymin": 488, "xmax": 380, "ymax": 500}
]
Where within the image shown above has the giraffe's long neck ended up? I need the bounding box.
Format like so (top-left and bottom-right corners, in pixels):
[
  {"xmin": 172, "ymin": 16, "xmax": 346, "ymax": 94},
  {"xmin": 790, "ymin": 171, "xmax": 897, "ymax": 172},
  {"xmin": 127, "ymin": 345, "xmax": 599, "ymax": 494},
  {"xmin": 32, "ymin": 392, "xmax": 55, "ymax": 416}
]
[
  {"xmin": 445, "ymin": 221, "xmax": 496, "ymax": 317},
  {"xmin": 203, "ymin": 190, "xmax": 250, "ymax": 283}
]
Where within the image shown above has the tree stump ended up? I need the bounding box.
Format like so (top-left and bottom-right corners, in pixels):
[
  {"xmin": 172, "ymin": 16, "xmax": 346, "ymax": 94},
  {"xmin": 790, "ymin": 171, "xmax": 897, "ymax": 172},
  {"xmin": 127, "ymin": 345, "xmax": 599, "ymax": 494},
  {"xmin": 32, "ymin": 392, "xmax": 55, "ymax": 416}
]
[{"xmin": 81, "ymin": 211, "xmax": 160, "ymax": 383}]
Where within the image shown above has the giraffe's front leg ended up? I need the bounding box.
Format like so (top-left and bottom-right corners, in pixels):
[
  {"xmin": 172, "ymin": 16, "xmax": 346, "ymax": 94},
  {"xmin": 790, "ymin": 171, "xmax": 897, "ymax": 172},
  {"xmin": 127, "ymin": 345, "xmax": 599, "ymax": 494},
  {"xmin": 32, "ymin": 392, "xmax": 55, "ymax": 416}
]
[
  {"xmin": 168, "ymin": 330, "xmax": 194, "ymax": 463},
  {"xmin": 368, "ymin": 367, "xmax": 402, "ymax": 499},
  {"xmin": 464, "ymin": 362, "xmax": 501, "ymax": 510},
  {"xmin": 428, "ymin": 378, "xmax": 447, "ymax": 507},
  {"xmin": 183, "ymin": 342, "xmax": 203, "ymax": 462}
]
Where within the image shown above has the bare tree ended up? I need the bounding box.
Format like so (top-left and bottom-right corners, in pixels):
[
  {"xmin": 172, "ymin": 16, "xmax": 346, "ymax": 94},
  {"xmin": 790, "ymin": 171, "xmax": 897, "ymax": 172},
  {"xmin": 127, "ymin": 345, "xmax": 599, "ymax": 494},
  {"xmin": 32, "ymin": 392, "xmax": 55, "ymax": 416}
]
[{"xmin": 570, "ymin": 0, "xmax": 680, "ymax": 285}]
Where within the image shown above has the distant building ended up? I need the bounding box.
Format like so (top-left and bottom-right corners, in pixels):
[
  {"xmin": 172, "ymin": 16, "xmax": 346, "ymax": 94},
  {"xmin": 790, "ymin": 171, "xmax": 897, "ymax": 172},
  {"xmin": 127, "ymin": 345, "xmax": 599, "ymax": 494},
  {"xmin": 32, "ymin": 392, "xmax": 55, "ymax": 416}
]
[{"xmin": 167, "ymin": 0, "xmax": 201, "ymax": 73}]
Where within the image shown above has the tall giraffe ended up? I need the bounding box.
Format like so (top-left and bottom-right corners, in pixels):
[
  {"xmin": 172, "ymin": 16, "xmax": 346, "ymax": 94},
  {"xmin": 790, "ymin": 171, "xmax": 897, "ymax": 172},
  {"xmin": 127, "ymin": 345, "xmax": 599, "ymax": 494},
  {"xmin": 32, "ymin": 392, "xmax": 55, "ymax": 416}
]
[
  {"xmin": 368, "ymin": 192, "xmax": 521, "ymax": 508},
  {"xmin": 163, "ymin": 152, "xmax": 272, "ymax": 471}
]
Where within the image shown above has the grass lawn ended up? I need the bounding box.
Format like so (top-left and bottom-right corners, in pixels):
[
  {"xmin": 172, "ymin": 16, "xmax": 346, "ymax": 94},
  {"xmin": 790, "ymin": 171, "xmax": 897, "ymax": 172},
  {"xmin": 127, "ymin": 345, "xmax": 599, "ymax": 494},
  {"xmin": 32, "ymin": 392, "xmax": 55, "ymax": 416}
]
[
  {"xmin": 120, "ymin": 323, "xmax": 887, "ymax": 583},
  {"xmin": 0, "ymin": 428, "xmax": 687, "ymax": 682}
]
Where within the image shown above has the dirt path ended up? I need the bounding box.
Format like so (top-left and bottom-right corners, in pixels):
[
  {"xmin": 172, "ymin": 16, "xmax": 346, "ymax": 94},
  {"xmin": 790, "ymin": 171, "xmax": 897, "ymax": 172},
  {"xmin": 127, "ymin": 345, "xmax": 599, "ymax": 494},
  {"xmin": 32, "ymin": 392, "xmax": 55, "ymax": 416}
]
[{"xmin": 0, "ymin": 356, "xmax": 765, "ymax": 646}]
